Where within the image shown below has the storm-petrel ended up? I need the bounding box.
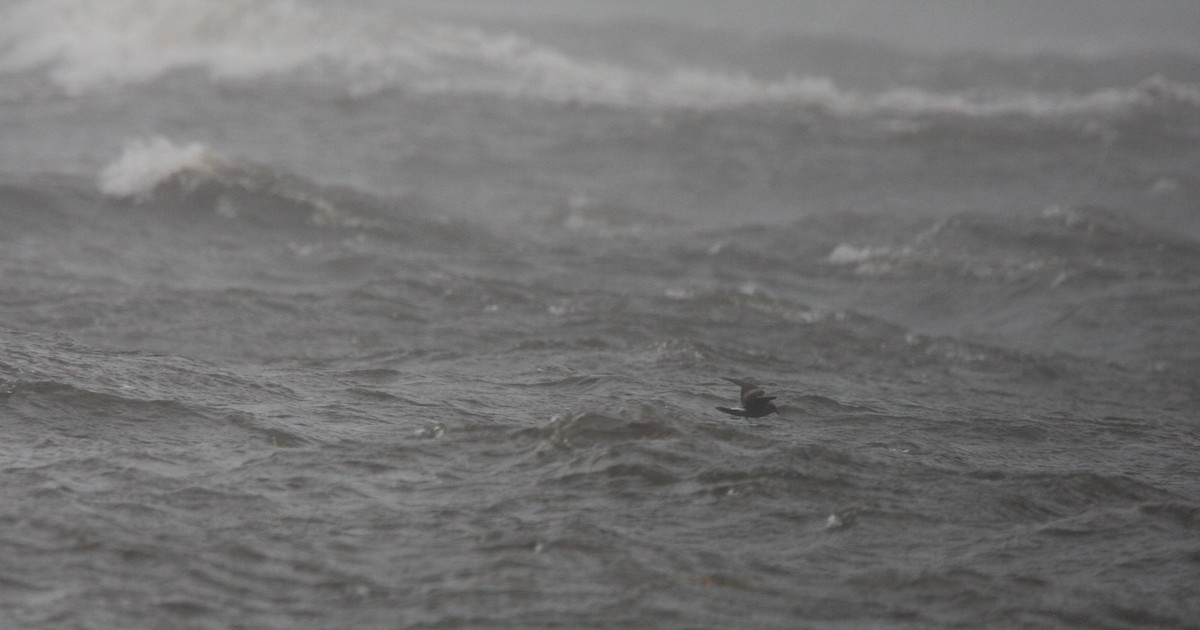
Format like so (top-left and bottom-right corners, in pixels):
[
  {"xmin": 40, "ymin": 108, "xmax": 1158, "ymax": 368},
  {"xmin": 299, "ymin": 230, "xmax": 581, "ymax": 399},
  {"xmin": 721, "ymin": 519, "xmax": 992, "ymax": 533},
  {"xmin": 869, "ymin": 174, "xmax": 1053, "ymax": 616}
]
[{"xmin": 716, "ymin": 377, "xmax": 779, "ymax": 418}]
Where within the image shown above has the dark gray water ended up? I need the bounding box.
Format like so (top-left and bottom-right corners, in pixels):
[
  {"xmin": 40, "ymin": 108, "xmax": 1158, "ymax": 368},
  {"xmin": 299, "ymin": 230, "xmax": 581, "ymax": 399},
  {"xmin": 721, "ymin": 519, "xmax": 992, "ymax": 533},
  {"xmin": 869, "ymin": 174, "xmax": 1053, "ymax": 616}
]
[{"xmin": 2, "ymin": 1, "xmax": 1199, "ymax": 627}]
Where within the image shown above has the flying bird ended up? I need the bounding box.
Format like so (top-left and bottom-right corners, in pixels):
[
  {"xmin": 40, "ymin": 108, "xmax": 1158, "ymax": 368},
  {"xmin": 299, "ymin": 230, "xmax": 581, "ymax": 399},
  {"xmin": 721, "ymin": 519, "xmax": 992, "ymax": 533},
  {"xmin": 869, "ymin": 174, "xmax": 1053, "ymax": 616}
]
[{"xmin": 716, "ymin": 377, "xmax": 779, "ymax": 418}]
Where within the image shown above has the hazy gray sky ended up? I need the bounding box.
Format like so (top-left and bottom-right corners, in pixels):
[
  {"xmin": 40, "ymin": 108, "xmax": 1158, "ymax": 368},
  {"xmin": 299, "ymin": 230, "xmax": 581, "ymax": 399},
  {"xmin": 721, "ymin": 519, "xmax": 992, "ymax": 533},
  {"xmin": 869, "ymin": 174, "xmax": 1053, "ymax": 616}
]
[{"xmin": 374, "ymin": 0, "xmax": 1200, "ymax": 55}]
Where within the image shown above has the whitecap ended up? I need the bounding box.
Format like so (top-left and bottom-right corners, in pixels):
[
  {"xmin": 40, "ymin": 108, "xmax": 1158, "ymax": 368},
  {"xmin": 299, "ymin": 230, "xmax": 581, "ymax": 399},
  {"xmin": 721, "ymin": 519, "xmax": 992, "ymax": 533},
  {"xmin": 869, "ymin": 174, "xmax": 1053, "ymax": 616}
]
[
  {"xmin": 3, "ymin": 0, "xmax": 1196, "ymax": 119},
  {"xmin": 97, "ymin": 136, "xmax": 221, "ymax": 199},
  {"xmin": 828, "ymin": 244, "xmax": 885, "ymax": 265}
]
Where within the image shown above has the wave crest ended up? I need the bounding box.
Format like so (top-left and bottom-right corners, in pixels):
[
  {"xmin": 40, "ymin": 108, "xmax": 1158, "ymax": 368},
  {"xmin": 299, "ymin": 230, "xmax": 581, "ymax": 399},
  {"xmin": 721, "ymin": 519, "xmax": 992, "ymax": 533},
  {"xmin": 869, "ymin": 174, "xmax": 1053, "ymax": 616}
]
[
  {"xmin": 98, "ymin": 136, "xmax": 353, "ymax": 228},
  {"xmin": 2, "ymin": 0, "xmax": 1197, "ymax": 119},
  {"xmin": 98, "ymin": 136, "xmax": 222, "ymax": 199}
]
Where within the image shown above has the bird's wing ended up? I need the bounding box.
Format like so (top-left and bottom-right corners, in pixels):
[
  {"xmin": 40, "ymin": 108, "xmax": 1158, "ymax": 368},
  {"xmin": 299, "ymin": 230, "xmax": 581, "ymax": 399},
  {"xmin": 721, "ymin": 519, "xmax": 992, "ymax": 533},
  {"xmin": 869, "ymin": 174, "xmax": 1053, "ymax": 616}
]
[
  {"xmin": 724, "ymin": 377, "xmax": 763, "ymax": 398},
  {"xmin": 746, "ymin": 394, "xmax": 776, "ymax": 409},
  {"xmin": 741, "ymin": 387, "xmax": 771, "ymax": 406},
  {"xmin": 722, "ymin": 378, "xmax": 776, "ymax": 411}
]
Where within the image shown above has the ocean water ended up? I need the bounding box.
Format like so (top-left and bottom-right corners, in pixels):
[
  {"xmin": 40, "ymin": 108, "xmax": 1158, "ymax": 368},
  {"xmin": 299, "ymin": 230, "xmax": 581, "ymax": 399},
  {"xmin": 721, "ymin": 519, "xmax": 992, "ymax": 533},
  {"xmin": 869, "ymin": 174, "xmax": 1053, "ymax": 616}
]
[{"xmin": 2, "ymin": 1, "xmax": 1199, "ymax": 627}]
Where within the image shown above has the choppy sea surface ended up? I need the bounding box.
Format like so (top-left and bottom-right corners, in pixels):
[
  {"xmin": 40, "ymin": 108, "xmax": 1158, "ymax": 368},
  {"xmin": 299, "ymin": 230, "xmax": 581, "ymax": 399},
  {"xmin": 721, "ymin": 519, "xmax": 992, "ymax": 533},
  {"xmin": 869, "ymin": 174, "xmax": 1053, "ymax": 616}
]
[{"xmin": 2, "ymin": 1, "xmax": 1199, "ymax": 627}]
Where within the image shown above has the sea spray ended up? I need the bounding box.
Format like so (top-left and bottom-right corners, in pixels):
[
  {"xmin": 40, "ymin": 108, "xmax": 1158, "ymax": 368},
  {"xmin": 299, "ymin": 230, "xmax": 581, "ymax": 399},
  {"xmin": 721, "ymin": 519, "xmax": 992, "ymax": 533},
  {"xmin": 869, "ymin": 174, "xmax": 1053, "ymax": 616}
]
[{"xmin": 98, "ymin": 136, "xmax": 221, "ymax": 200}]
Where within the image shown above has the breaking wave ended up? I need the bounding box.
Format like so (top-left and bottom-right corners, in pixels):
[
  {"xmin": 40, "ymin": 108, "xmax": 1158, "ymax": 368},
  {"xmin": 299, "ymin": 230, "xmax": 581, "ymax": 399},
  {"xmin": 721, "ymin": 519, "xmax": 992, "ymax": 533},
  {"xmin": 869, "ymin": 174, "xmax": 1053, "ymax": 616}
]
[
  {"xmin": 98, "ymin": 136, "xmax": 356, "ymax": 228},
  {"xmin": 2, "ymin": 0, "xmax": 1197, "ymax": 118},
  {"xmin": 98, "ymin": 136, "xmax": 222, "ymax": 199}
]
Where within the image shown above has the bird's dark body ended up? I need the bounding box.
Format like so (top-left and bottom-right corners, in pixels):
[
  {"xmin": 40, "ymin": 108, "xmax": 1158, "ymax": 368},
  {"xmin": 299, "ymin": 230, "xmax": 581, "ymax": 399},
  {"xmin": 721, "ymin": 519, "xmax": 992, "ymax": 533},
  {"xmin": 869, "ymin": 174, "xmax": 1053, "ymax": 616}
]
[{"xmin": 716, "ymin": 377, "xmax": 779, "ymax": 418}]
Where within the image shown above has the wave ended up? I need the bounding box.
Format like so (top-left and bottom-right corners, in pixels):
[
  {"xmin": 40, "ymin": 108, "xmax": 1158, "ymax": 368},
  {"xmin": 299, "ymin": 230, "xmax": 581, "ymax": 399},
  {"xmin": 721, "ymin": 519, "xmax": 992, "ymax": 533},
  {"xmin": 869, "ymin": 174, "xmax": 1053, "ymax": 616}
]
[
  {"xmin": 2, "ymin": 0, "xmax": 1197, "ymax": 118},
  {"xmin": 93, "ymin": 135, "xmax": 502, "ymax": 253},
  {"xmin": 1, "ymin": 329, "xmax": 233, "ymax": 429},
  {"xmin": 99, "ymin": 137, "xmax": 222, "ymax": 199},
  {"xmin": 98, "ymin": 136, "xmax": 359, "ymax": 228},
  {"xmin": 822, "ymin": 206, "xmax": 1200, "ymax": 283}
]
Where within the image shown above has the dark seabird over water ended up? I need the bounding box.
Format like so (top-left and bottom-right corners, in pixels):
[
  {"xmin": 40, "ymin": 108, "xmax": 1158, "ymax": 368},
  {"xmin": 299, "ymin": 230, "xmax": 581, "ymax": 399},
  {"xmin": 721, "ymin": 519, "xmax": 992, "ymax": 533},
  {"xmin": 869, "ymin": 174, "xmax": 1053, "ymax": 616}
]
[{"xmin": 716, "ymin": 377, "xmax": 779, "ymax": 418}]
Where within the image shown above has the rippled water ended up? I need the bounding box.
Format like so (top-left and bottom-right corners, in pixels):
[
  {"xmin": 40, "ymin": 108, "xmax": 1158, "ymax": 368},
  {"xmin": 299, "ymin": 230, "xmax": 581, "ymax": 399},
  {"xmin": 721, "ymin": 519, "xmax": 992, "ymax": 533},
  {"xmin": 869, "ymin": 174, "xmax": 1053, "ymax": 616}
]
[{"xmin": 2, "ymin": 0, "xmax": 1199, "ymax": 627}]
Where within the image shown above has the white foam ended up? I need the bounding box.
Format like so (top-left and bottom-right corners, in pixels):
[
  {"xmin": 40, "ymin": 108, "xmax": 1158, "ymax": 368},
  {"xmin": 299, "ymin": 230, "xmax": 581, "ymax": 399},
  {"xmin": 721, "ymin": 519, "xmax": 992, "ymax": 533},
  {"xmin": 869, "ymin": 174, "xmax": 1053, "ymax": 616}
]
[
  {"xmin": 0, "ymin": 0, "xmax": 442, "ymax": 93},
  {"xmin": 2, "ymin": 0, "xmax": 382, "ymax": 93},
  {"xmin": 828, "ymin": 244, "xmax": 884, "ymax": 265},
  {"xmin": 98, "ymin": 136, "xmax": 221, "ymax": 199},
  {"xmin": 2, "ymin": 0, "xmax": 1197, "ymax": 117}
]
